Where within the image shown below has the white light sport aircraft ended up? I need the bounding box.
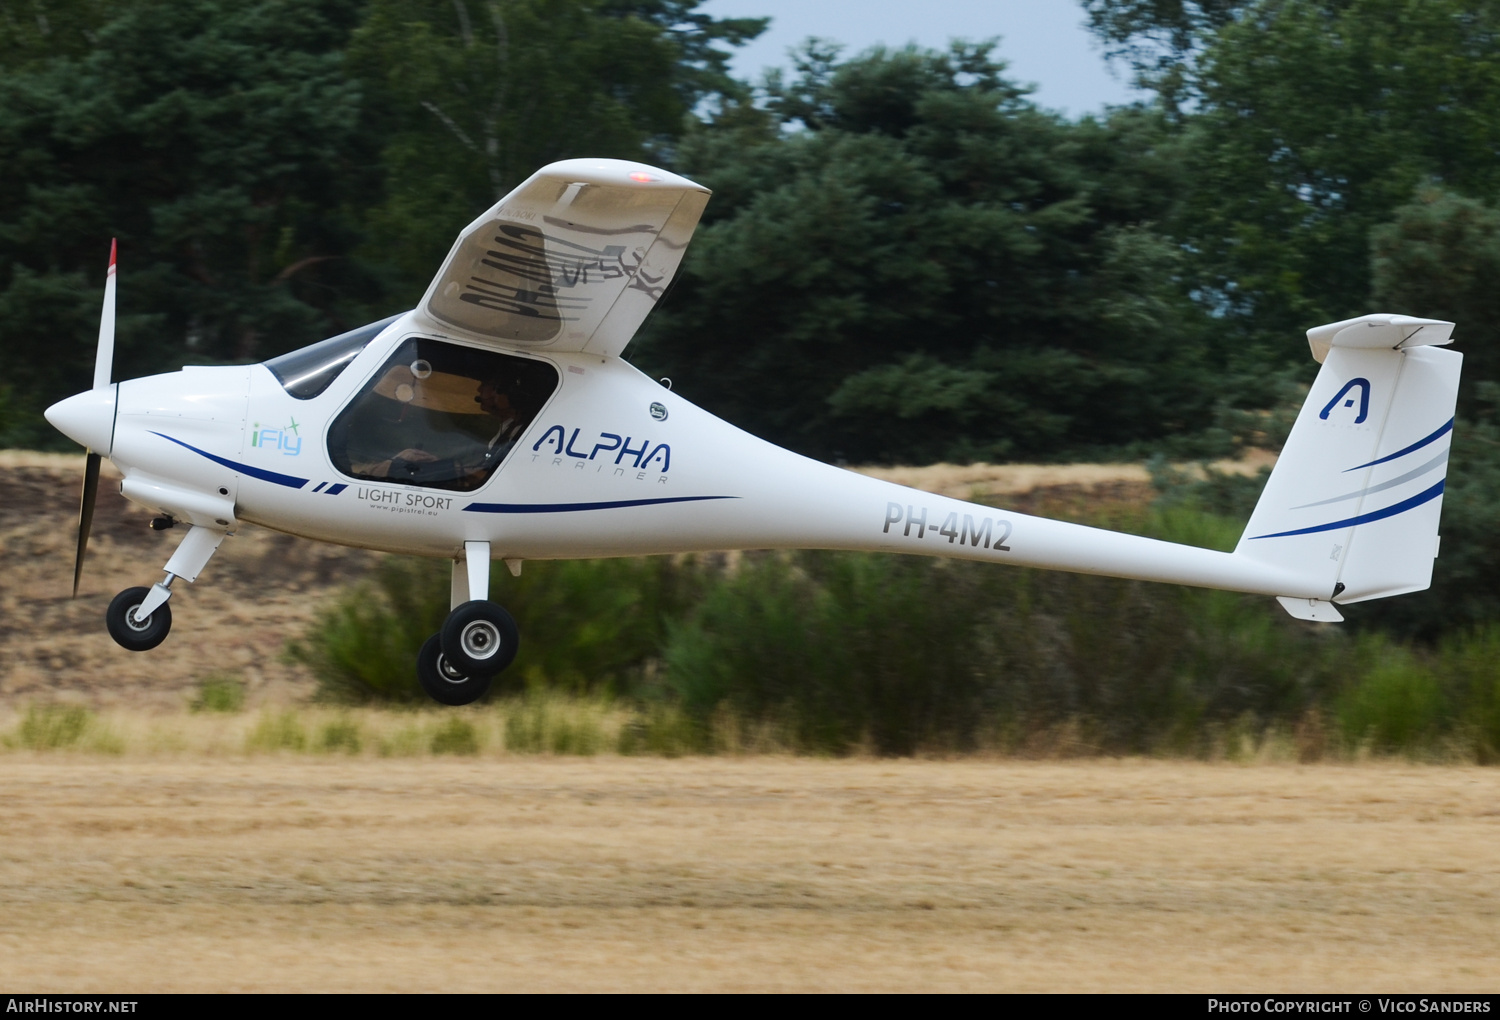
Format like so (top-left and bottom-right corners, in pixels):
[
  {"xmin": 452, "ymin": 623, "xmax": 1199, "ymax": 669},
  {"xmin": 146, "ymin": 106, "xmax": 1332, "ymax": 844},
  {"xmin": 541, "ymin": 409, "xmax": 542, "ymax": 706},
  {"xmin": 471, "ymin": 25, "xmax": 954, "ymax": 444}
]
[{"xmin": 46, "ymin": 158, "xmax": 1462, "ymax": 704}]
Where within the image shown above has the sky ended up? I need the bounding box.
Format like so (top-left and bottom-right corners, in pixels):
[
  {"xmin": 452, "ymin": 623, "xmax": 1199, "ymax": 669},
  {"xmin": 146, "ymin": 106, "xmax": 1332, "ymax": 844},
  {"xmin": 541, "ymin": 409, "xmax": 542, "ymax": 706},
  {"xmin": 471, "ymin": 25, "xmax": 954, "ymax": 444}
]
[{"xmin": 698, "ymin": 0, "xmax": 1147, "ymax": 117}]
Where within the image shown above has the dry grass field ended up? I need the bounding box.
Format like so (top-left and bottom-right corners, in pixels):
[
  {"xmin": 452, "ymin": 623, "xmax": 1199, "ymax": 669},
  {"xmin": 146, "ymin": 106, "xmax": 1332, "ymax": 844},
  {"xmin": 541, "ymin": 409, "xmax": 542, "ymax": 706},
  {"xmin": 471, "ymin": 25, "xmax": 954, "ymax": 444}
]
[
  {"xmin": 0, "ymin": 755, "xmax": 1496, "ymax": 992},
  {"xmin": 13, "ymin": 449, "xmax": 1496, "ymax": 994}
]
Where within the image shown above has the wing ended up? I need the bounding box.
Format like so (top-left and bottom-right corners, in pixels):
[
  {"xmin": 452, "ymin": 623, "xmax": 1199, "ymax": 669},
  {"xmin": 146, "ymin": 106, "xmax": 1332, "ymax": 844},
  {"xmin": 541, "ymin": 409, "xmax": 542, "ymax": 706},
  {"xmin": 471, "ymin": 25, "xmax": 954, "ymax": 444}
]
[{"xmin": 417, "ymin": 159, "xmax": 711, "ymax": 359}]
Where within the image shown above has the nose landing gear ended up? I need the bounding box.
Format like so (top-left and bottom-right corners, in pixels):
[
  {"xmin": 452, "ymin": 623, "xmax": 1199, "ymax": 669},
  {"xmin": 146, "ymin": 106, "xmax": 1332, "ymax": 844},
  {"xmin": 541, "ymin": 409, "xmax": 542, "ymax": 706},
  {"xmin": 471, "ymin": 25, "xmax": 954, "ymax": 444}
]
[{"xmin": 104, "ymin": 523, "xmax": 226, "ymax": 652}]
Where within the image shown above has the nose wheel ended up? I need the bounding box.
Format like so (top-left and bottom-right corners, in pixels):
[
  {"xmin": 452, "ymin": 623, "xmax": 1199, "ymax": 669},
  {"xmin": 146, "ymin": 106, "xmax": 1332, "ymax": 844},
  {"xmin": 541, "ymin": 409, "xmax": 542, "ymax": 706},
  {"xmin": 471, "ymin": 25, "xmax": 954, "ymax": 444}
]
[
  {"xmin": 101, "ymin": 524, "xmax": 225, "ymax": 652},
  {"xmin": 105, "ymin": 586, "xmax": 173, "ymax": 651}
]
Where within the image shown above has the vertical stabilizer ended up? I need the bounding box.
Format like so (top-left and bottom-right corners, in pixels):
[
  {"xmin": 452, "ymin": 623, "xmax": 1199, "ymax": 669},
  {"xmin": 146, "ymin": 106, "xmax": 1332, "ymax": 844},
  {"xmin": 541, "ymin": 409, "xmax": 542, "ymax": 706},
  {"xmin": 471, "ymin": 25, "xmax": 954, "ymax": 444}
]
[{"xmin": 1236, "ymin": 315, "xmax": 1461, "ymax": 614}]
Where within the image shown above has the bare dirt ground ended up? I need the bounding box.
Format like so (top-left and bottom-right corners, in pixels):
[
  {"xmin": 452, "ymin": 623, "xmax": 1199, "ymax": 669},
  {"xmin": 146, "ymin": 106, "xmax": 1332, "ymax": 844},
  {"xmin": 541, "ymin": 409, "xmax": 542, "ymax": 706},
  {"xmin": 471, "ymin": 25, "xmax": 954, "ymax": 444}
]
[{"xmin": 0, "ymin": 756, "xmax": 1495, "ymax": 992}]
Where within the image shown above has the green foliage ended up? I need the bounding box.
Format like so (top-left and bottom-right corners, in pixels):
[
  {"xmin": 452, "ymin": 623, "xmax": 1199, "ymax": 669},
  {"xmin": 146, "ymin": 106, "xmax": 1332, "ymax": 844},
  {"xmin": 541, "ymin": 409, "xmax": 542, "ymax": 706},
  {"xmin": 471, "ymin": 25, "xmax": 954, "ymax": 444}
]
[
  {"xmin": 291, "ymin": 554, "xmax": 706, "ymax": 702},
  {"xmin": 10, "ymin": 704, "xmax": 92, "ymax": 750},
  {"xmin": 1341, "ymin": 382, "xmax": 1500, "ymax": 640},
  {"xmin": 286, "ymin": 556, "xmax": 450, "ymax": 703},
  {"xmin": 0, "ymin": 0, "xmax": 382, "ymax": 441},
  {"xmin": 1336, "ymin": 637, "xmax": 1446, "ymax": 755},
  {"xmin": 1437, "ymin": 626, "xmax": 1500, "ymax": 762},
  {"xmin": 317, "ymin": 717, "xmax": 363, "ymax": 754},
  {"xmin": 289, "ymin": 506, "xmax": 1500, "ymax": 759},
  {"xmin": 246, "ymin": 710, "xmax": 308, "ymax": 752},
  {"xmin": 658, "ymin": 533, "xmax": 1339, "ymax": 755},
  {"xmin": 502, "ymin": 694, "xmax": 607, "ymax": 754},
  {"xmin": 636, "ymin": 44, "xmax": 1222, "ymax": 463},
  {"xmin": 0, "ymin": 0, "xmax": 759, "ymax": 439},
  {"xmin": 663, "ymin": 552, "xmax": 1006, "ymax": 754},
  {"xmin": 191, "ymin": 674, "xmax": 246, "ymax": 714},
  {"xmin": 1372, "ymin": 189, "xmax": 1500, "ymax": 397},
  {"xmin": 347, "ymin": 0, "xmax": 763, "ymax": 304},
  {"xmin": 615, "ymin": 703, "xmax": 702, "ymax": 756},
  {"xmin": 0, "ymin": 0, "xmax": 117, "ymax": 71},
  {"xmin": 499, "ymin": 556, "xmax": 707, "ymax": 694},
  {"xmin": 429, "ymin": 716, "xmax": 479, "ymax": 755},
  {"xmin": 1089, "ymin": 0, "xmax": 1500, "ymax": 348}
]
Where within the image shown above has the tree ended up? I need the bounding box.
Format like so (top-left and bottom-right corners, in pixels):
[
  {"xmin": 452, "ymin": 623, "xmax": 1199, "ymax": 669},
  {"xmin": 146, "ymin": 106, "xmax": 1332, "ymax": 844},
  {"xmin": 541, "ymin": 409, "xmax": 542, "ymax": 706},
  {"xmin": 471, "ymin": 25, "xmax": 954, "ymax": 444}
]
[
  {"xmin": 0, "ymin": 0, "xmax": 115, "ymax": 71},
  {"xmin": 1087, "ymin": 0, "xmax": 1500, "ymax": 345},
  {"xmin": 1340, "ymin": 190, "xmax": 1500, "ymax": 638},
  {"xmin": 347, "ymin": 0, "xmax": 765, "ymax": 304},
  {"xmin": 1080, "ymin": 0, "xmax": 1249, "ymax": 109},
  {"xmin": 0, "ymin": 0, "xmax": 378, "ymax": 443},
  {"xmin": 635, "ymin": 43, "xmax": 1223, "ymax": 464}
]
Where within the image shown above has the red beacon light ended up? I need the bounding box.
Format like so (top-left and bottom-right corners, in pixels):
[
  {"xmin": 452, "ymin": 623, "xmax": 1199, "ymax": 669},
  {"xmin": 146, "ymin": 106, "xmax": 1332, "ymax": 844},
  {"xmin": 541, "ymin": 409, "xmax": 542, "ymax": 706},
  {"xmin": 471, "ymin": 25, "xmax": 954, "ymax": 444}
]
[{"xmin": 628, "ymin": 171, "xmax": 657, "ymax": 183}]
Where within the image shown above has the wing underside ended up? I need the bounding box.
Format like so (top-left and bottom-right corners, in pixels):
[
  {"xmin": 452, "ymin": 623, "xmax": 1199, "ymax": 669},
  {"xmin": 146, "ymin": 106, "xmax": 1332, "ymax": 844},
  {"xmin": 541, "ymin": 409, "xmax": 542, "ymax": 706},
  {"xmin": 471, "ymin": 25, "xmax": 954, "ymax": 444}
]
[{"xmin": 419, "ymin": 159, "xmax": 710, "ymax": 359}]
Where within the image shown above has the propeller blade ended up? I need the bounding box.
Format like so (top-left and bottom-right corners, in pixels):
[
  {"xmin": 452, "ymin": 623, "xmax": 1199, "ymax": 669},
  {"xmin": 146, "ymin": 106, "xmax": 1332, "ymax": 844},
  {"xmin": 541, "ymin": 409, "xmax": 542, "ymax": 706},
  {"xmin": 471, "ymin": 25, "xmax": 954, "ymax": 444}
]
[
  {"xmin": 73, "ymin": 451, "xmax": 100, "ymax": 598},
  {"xmin": 93, "ymin": 238, "xmax": 116, "ymax": 391}
]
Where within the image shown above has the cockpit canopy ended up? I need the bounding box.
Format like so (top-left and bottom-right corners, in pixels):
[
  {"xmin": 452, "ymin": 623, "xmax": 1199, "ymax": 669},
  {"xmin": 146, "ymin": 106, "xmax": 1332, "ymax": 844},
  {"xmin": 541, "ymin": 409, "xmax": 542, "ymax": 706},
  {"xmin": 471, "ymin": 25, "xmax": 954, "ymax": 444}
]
[
  {"xmin": 264, "ymin": 311, "xmax": 407, "ymax": 399},
  {"xmin": 327, "ymin": 337, "xmax": 558, "ymax": 492}
]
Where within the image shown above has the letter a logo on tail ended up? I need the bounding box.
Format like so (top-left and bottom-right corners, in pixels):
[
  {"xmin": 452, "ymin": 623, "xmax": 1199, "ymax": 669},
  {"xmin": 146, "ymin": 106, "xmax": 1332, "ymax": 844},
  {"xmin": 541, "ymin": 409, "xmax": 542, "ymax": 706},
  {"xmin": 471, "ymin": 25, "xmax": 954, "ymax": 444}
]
[{"xmin": 1320, "ymin": 377, "xmax": 1371, "ymax": 423}]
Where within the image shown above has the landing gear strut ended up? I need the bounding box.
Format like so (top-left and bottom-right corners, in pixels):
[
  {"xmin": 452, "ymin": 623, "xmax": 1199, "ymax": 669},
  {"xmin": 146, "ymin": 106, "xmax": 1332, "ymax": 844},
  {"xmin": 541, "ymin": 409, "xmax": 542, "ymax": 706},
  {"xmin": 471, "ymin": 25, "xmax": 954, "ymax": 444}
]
[
  {"xmin": 105, "ymin": 524, "xmax": 225, "ymax": 652},
  {"xmin": 416, "ymin": 541, "xmax": 521, "ymax": 705}
]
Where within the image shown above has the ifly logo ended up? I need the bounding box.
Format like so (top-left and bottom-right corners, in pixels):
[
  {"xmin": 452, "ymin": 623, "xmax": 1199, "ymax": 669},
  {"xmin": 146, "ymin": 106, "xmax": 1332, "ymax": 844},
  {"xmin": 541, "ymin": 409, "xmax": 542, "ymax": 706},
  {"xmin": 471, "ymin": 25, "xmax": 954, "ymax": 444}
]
[
  {"xmin": 1319, "ymin": 378, "xmax": 1371, "ymax": 424},
  {"xmin": 532, "ymin": 425, "xmax": 670, "ymax": 471},
  {"xmin": 252, "ymin": 419, "xmax": 302, "ymax": 456}
]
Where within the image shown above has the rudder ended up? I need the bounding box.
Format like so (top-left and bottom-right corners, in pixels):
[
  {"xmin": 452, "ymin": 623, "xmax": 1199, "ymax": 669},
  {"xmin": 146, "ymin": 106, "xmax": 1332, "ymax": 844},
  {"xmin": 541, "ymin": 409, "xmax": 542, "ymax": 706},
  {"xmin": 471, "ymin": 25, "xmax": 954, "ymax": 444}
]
[{"xmin": 1234, "ymin": 314, "xmax": 1461, "ymax": 619}]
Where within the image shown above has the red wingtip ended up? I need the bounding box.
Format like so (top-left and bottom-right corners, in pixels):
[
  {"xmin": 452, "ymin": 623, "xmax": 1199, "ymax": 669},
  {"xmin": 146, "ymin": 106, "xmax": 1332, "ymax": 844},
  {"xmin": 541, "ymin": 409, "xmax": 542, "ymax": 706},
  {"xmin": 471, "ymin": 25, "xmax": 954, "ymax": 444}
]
[{"xmin": 108, "ymin": 237, "xmax": 117, "ymax": 270}]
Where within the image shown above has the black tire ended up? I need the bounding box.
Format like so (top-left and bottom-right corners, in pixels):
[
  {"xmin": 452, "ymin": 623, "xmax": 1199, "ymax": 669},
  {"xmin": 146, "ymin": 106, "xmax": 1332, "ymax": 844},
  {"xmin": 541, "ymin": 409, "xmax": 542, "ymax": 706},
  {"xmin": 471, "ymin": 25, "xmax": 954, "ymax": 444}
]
[
  {"xmin": 417, "ymin": 633, "xmax": 492, "ymax": 706},
  {"xmin": 440, "ymin": 600, "xmax": 519, "ymax": 677},
  {"xmin": 105, "ymin": 586, "xmax": 172, "ymax": 651}
]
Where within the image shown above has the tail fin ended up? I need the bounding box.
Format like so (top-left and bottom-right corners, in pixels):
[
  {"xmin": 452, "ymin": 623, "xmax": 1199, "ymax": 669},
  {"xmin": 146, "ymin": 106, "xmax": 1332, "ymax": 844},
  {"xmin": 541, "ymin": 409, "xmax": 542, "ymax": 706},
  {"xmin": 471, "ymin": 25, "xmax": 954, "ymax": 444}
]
[{"xmin": 1235, "ymin": 314, "xmax": 1462, "ymax": 622}]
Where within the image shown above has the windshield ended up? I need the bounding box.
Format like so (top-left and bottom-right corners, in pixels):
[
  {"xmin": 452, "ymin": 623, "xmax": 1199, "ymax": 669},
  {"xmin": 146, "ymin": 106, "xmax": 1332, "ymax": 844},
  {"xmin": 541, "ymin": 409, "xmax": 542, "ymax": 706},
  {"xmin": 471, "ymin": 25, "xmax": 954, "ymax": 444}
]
[
  {"xmin": 264, "ymin": 311, "xmax": 408, "ymax": 399},
  {"xmin": 327, "ymin": 337, "xmax": 558, "ymax": 491}
]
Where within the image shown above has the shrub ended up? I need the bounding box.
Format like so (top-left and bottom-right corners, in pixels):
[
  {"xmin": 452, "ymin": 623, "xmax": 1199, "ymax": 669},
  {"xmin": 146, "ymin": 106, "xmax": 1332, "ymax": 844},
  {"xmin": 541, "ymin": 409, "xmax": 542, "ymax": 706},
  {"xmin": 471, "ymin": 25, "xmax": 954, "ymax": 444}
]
[
  {"xmin": 430, "ymin": 717, "xmax": 479, "ymax": 755},
  {"xmin": 1336, "ymin": 636, "xmax": 1445, "ymax": 754},
  {"xmin": 285, "ymin": 557, "xmax": 449, "ymax": 703},
  {"xmin": 317, "ymin": 718, "xmax": 363, "ymax": 754},
  {"xmin": 502, "ymin": 694, "xmax": 607, "ymax": 754},
  {"xmin": 246, "ymin": 710, "xmax": 308, "ymax": 752},
  {"xmin": 11, "ymin": 705, "xmax": 91, "ymax": 750},
  {"xmin": 660, "ymin": 540, "xmax": 1335, "ymax": 755},
  {"xmin": 290, "ymin": 554, "xmax": 708, "ymax": 703},
  {"xmin": 191, "ymin": 674, "xmax": 246, "ymax": 713},
  {"xmin": 1434, "ymin": 625, "xmax": 1500, "ymax": 762}
]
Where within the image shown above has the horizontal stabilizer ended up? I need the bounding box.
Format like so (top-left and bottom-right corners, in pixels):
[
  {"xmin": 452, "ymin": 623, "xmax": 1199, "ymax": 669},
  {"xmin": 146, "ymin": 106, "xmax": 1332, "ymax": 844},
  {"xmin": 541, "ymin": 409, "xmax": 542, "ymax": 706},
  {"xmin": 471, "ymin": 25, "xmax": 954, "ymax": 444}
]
[{"xmin": 1306, "ymin": 313, "xmax": 1453, "ymax": 364}]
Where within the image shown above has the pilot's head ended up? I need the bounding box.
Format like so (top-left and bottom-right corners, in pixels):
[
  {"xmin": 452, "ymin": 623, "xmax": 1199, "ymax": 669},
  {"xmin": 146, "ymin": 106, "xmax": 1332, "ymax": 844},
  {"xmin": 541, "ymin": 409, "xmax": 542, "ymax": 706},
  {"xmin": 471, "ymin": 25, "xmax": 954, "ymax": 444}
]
[{"xmin": 475, "ymin": 377, "xmax": 515, "ymax": 417}]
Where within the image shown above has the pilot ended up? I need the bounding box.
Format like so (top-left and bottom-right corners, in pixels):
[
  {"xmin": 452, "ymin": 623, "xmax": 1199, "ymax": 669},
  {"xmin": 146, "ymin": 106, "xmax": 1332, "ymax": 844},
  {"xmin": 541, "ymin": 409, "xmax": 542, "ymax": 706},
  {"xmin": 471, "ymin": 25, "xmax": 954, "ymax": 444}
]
[{"xmin": 365, "ymin": 374, "xmax": 527, "ymax": 486}]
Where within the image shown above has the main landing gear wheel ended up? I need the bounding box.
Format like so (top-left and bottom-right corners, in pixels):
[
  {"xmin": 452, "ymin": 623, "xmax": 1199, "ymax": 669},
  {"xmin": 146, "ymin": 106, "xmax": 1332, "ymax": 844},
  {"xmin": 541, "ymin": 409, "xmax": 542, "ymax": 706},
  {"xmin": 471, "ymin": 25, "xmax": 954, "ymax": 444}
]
[
  {"xmin": 105, "ymin": 586, "xmax": 173, "ymax": 651},
  {"xmin": 417, "ymin": 633, "xmax": 492, "ymax": 706},
  {"xmin": 440, "ymin": 600, "xmax": 520, "ymax": 678}
]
